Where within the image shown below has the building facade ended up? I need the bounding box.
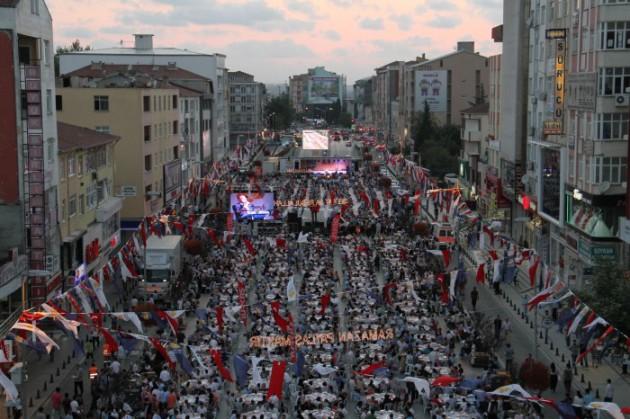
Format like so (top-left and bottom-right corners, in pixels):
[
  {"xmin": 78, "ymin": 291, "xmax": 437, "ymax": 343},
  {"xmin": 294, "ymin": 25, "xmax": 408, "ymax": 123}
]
[
  {"xmin": 289, "ymin": 73, "xmax": 308, "ymax": 114},
  {"xmin": 0, "ymin": 0, "xmax": 62, "ymax": 312},
  {"xmin": 56, "ymin": 84, "xmax": 181, "ymax": 232},
  {"xmin": 289, "ymin": 66, "xmax": 346, "ymax": 116},
  {"xmin": 353, "ymin": 76, "xmax": 374, "ymax": 124},
  {"xmin": 373, "ymin": 61, "xmax": 404, "ymax": 145},
  {"xmin": 228, "ymin": 71, "xmax": 266, "ymax": 149},
  {"xmin": 459, "ymin": 103, "xmax": 490, "ymax": 201},
  {"xmin": 58, "ymin": 34, "xmax": 228, "ymax": 164},
  {"xmin": 57, "ymin": 122, "xmax": 121, "ymax": 285}
]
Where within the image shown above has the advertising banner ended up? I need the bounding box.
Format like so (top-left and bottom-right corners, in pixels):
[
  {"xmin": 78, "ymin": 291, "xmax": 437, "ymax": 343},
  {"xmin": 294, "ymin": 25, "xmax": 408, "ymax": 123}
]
[
  {"xmin": 307, "ymin": 77, "xmax": 339, "ymax": 105},
  {"xmin": 163, "ymin": 159, "xmax": 182, "ymax": 207},
  {"xmin": 414, "ymin": 70, "xmax": 447, "ymax": 113}
]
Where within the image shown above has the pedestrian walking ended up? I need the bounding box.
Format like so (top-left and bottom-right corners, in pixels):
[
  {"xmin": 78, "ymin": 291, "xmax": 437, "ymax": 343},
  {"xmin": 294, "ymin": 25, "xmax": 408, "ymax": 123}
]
[
  {"xmin": 504, "ymin": 344, "xmax": 514, "ymax": 372},
  {"xmin": 604, "ymin": 378, "xmax": 614, "ymax": 402},
  {"xmin": 470, "ymin": 287, "xmax": 479, "ymax": 311},
  {"xmin": 493, "ymin": 315, "xmax": 502, "ymax": 341},
  {"xmin": 72, "ymin": 365, "xmax": 84, "ymax": 397},
  {"xmin": 549, "ymin": 363, "xmax": 558, "ymax": 393},
  {"xmin": 562, "ymin": 363, "xmax": 573, "ymax": 395}
]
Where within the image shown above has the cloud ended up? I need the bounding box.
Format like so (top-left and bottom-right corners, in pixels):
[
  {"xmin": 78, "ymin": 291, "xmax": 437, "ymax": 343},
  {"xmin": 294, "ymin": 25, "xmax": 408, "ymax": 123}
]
[
  {"xmin": 285, "ymin": 0, "xmax": 317, "ymax": 16},
  {"xmin": 225, "ymin": 39, "xmax": 313, "ymax": 59},
  {"xmin": 323, "ymin": 30, "xmax": 341, "ymax": 41},
  {"xmin": 370, "ymin": 36, "xmax": 433, "ymax": 60},
  {"xmin": 60, "ymin": 27, "xmax": 94, "ymax": 39},
  {"xmin": 391, "ymin": 14, "xmax": 413, "ymax": 31},
  {"xmin": 426, "ymin": 15, "xmax": 461, "ymax": 28},
  {"xmin": 426, "ymin": 0, "xmax": 456, "ymax": 9},
  {"xmin": 359, "ymin": 17, "xmax": 384, "ymax": 30}
]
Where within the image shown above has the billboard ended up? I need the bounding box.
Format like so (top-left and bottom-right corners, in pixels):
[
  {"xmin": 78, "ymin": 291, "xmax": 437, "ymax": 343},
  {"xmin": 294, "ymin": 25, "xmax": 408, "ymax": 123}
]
[
  {"xmin": 302, "ymin": 130, "xmax": 329, "ymax": 150},
  {"xmin": 163, "ymin": 159, "xmax": 182, "ymax": 207},
  {"xmin": 307, "ymin": 76, "xmax": 339, "ymax": 105},
  {"xmin": 230, "ymin": 192, "xmax": 275, "ymax": 221},
  {"xmin": 414, "ymin": 70, "xmax": 447, "ymax": 113}
]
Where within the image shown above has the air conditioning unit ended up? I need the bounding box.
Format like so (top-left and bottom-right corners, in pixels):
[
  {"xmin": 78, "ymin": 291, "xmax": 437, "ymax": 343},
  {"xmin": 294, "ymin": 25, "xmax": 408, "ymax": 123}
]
[{"xmin": 615, "ymin": 95, "xmax": 628, "ymax": 107}]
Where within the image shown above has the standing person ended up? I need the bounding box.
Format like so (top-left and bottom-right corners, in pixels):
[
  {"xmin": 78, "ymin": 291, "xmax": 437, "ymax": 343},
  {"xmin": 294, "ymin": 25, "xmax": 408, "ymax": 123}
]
[
  {"xmin": 72, "ymin": 365, "xmax": 84, "ymax": 397},
  {"xmin": 549, "ymin": 363, "xmax": 558, "ymax": 393},
  {"xmin": 562, "ymin": 363, "xmax": 573, "ymax": 395},
  {"xmin": 51, "ymin": 387, "xmax": 63, "ymax": 416},
  {"xmin": 494, "ymin": 315, "xmax": 502, "ymax": 341},
  {"xmin": 470, "ymin": 287, "xmax": 479, "ymax": 311},
  {"xmin": 504, "ymin": 344, "xmax": 514, "ymax": 372},
  {"xmin": 604, "ymin": 378, "xmax": 614, "ymax": 402}
]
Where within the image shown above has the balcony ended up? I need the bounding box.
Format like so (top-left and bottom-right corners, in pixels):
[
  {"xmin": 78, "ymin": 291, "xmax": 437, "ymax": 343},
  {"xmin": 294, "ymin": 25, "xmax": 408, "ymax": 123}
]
[
  {"xmin": 461, "ymin": 130, "xmax": 482, "ymax": 143},
  {"xmin": 0, "ymin": 255, "xmax": 28, "ymax": 300}
]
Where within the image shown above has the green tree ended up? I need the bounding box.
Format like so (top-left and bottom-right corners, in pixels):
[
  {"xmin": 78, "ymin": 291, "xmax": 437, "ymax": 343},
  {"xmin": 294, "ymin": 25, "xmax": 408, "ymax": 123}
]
[
  {"xmin": 264, "ymin": 93, "xmax": 294, "ymax": 130},
  {"xmin": 338, "ymin": 112, "xmax": 353, "ymax": 128},
  {"xmin": 411, "ymin": 100, "xmax": 434, "ymax": 154},
  {"xmin": 54, "ymin": 39, "xmax": 90, "ymax": 76},
  {"xmin": 578, "ymin": 263, "xmax": 630, "ymax": 336}
]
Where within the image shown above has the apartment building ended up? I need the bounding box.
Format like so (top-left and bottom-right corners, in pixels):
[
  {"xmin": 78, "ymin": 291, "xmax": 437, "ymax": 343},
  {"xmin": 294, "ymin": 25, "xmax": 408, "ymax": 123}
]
[
  {"xmin": 57, "ymin": 122, "xmax": 121, "ymax": 283},
  {"xmin": 56, "ymin": 84, "xmax": 181, "ymax": 232},
  {"xmin": 459, "ymin": 102, "xmax": 490, "ymax": 201},
  {"xmin": 289, "ymin": 73, "xmax": 308, "ymax": 114},
  {"xmin": 0, "ymin": 0, "xmax": 62, "ymax": 312},
  {"xmin": 228, "ymin": 71, "xmax": 266, "ymax": 148},
  {"xmin": 58, "ymin": 34, "xmax": 228, "ymax": 163},
  {"xmin": 373, "ymin": 61, "xmax": 404, "ymax": 144},
  {"xmin": 521, "ymin": 0, "xmax": 630, "ymax": 288},
  {"xmin": 353, "ymin": 76, "xmax": 374, "ymax": 124},
  {"xmin": 289, "ymin": 66, "xmax": 346, "ymax": 117}
]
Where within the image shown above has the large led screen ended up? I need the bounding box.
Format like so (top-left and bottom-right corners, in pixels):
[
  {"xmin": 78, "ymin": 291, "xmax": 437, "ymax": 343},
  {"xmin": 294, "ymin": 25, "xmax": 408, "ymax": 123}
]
[
  {"xmin": 230, "ymin": 192, "xmax": 275, "ymax": 221},
  {"xmin": 302, "ymin": 130, "xmax": 329, "ymax": 150}
]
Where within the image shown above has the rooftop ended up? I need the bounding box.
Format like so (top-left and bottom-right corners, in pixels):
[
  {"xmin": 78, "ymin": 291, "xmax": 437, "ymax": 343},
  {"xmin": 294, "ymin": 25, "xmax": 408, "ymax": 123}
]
[
  {"xmin": 57, "ymin": 122, "xmax": 120, "ymax": 153},
  {"xmin": 62, "ymin": 47, "xmax": 212, "ymax": 57},
  {"xmin": 62, "ymin": 63, "xmax": 209, "ymax": 80}
]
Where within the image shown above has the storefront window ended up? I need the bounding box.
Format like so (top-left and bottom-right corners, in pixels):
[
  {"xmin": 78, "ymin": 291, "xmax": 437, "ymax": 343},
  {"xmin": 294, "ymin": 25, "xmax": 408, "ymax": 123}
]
[{"xmin": 564, "ymin": 192, "xmax": 623, "ymax": 238}]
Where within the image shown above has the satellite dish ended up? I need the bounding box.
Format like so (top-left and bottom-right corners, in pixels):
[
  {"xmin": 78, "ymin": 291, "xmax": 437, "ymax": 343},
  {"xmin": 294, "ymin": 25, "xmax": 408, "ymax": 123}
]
[
  {"xmin": 521, "ymin": 174, "xmax": 530, "ymax": 185},
  {"xmin": 599, "ymin": 181, "xmax": 611, "ymax": 194}
]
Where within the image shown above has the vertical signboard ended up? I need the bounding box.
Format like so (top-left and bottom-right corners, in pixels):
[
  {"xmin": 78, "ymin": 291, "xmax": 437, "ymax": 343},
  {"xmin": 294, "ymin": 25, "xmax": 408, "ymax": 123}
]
[
  {"xmin": 554, "ymin": 39, "xmax": 566, "ymax": 121},
  {"xmin": 414, "ymin": 70, "xmax": 447, "ymax": 112}
]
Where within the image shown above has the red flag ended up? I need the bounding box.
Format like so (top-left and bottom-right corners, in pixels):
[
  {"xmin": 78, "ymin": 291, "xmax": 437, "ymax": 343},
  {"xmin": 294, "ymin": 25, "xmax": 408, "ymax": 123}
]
[
  {"xmin": 528, "ymin": 257, "xmax": 540, "ymax": 288},
  {"xmin": 244, "ymin": 238, "xmax": 256, "ymax": 256},
  {"xmin": 576, "ymin": 326, "xmax": 614, "ymax": 364},
  {"xmin": 476, "ymin": 264, "xmax": 485, "ymax": 284},
  {"xmin": 330, "ymin": 214, "xmax": 340, "ymax": 243},
  {"xmin": 373, "ymin": 199, "xmax": 380, "ymax": 214},
  {"xmin": 488, "ymin": 250, "xmax": 498, "ymax": 261},
  {"xmin": 266, "ymin": 360, "xmax": 287, "ymax": 400},
  {"xmin": 359, "ymin": 191, "xmax": 370, "ymax": 205},
  {"xmin": 483, "ymin": 225, "xmax": 494, "ymax": 246},
  {"xmin": 155, "ymin": 309, "xmax": 178, "ymax": 335},
  {"xmin": 320, "ymin": 293, "xmax": 331, "ymax": 315},
  {"xmin": 383, "ymin": 283, "xmax": 397, "ymax": 305},
  {"xmin": 413, "ymin": 196, "xmax": 421, "ymax": 216},
  {"xmin": 99, "ymin": 327, "xmax": 119, "ymax": 354},
  {"xmin": 90, "ymin": 312, "xmax": 104, "ymax": 329},
  {"xmin": 207, "ymin": 228, "xmax": 222, "ymax": 247},
  {"xmin": 210, "ymin": 349, "xmax": 234, "ymax": 382},
  {"xmin": 215, "ymin": 306, "xmax": 224, "ymax": 334},
  {"xmin": 66, "ymin": 294, "xmax": 85, "ymax": 323},
  {"xmin": 354, "ymin": 360, "xmax": 386, "ymax": 376},
  {"xmin": 276, "ymin": 237, "xmax": 286, "ymax": 249},
  {"xmin": 271, "ymin": 301, "xmax": 291, "ymax": 333},
  {"xmin": 330, "ymin": 190, "xmax": 336, "ymax": 206},
  {"xmin": 139, "ymin": 220, "xmax": 147, "ymax": 247},
  {"xmin": 226, "ymin": 213, "xmax": 233, "ymax": 233},
  {"xmin": 149, "ymin": 337, "xmax": 175, "ymax": 370},
  {"xmin": 441, "ymin": 249, "xmax": 451, "ymax": 268}
]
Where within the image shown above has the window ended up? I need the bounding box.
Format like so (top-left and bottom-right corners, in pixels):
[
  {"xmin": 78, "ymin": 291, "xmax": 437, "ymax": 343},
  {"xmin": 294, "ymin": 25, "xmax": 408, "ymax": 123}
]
[
  {"xmin": 596, "ymin": 113, "xmax": 629, "ymax": 140},
  {"xmin": 87, "ymin": 184, "xmax": 97, "ymax": 209},
  {"xmin": 598, "ymin": 67, "xmax": 630, "ymax": 95},
  {"xmin": 55, "ymin": 95, "xmax": 63, "ymax": 111},
  {"xmin": 144, "ymin": 154, "xmax": 152, "ymax": 171},
  {"xmin": 68, "ymin": 194, "xmax": 77, "ymax": 217},
  {"xmin": 144, "ymin": 125, "xmax": 151, "ymax": 142},
  {"xmin": 173, "ymin": 146, "xmax": 179, "ymax": 159},
  {"xmin": 173, "ymin": 120, "xmax": 178, "ymax": 135},
  {"xmin": 153, "ymin": 96, "xmax": 157, "ymax": 112},
  {"xmin": 600, "ymin": 21, "xmax": 630, "ymax": 50},
  {"xmin": 593, "ymin": 156, "xmax": 627, "ymax": 184},
  {"xmin": 46, "ymin": 89, "xmax": 52, "ymax": 115},
  {"xmin": 94, "ymin": 96, "xmax": 109, "ymax": 112},
  {"xmin": 61, "ymin": 199, "xmax": 66, "ymax": 222},
  {"xmin": 79, "ymin": 194, "xmax": 85, "ymax": 214},
  {"xmin": 30, "ymin": 0, "xmax": 39, "ymax": 15},
  {"xmin": 172, "ymin": 95, "xmax": 178, "ymax": 109},
  {"xmin": 68, "ymin": 156, "xmax": 75, "ymax": 176},
  {"xmin": 43, "ymin": 40, "xmax": 50, "ymax": 65},
  {"xmin": 77, "ymin": 155, "xmax": 83, "ymax": 176},
  {"xmin": 145, "ymin": 184, "xmax": 152, "ymax": 201},
  {"xmin": 60, "ymin": 158, "xmax": 66, "ymax": 180},
  {"xmin": 143, "ymin": 95, "xmax": 151, "ymax": 112},
  {"xmin": 96, "ymin": 180, "xmax": 108, "ymax": 202},
  {"xmin": 47, "ymin": 138, "xmax": 55, "ymax": 163}
]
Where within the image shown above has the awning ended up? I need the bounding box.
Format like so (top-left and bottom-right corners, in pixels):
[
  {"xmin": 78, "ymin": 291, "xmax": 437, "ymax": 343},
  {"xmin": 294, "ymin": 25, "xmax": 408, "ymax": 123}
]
[
  {"xmin": 96, "ymin": 197, "xmax": 123, "ymax": 222},
  {"xmin": 62, "ymin": 229, "xmax": 85, "ymax": 243}
]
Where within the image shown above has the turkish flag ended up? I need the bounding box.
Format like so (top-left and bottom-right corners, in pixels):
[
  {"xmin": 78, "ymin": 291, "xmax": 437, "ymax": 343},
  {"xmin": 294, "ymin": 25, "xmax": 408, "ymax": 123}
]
[
  {"xmin": 320, "ymin": 293, "xmax": 331, "ymax": 315},
  {"xmin": 476, "ymin": 264, "xmax": 485, "ymax": 284},
  {"xmin": 488, "ymin": 250, "xmax": 498, "ymax": 261},
  {"xmin": 215, "ymin": 306, "xmax": 224, "ymax": 334},
  {"xmin": 441, "ymin": 249, "xmax": 451, "ymax": 268},
  {"xmin": 528, "ymin": 257, "xmax": 540, "ymax": 288},
  {"xmin": 271, "ymin": 301, "xmax": 291, "ymax": 333},
  {"xmin": 266, "ymin": 360, "xmax": 287, "ymax": 400},
  {"xmin": 413, "ymin": 197, "xmax": 421, "ymax": 216},
  {"xmin": 330, "ymin": 214, "xmax": 340, "ymax": 243},
  {"xmin": 210, "ymin": 349, "xmax": 234, "ymax": 383},
  {"xmin": 244, "ymin": 238, "xmax": 256, "ymax": 256},
  {"xmin": 355, "ymin": 360, "xmax": 386, "ymax": 376}
]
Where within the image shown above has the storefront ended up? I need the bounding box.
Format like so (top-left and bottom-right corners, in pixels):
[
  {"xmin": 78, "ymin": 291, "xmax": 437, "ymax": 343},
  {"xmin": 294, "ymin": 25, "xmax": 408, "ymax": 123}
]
[{"xmin": 480, "ymin": 172, "xmax": 511, "ymax": 229}]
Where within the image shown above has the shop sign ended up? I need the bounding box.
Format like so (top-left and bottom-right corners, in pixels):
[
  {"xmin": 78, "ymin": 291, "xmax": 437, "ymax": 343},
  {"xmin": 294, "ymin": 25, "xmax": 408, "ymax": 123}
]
[
  {"xmin": 554, "ymin": 39, "xmax": 566, "ymax": 122},
  {"xmin": 543, "ymin": 120, "xmax": 563, "ymax": 135},
  {"xmin": 84, "ymin": 238, "xmax": 100, "ymax": 265},
  {"xmin": 578, "ymin": 239, "xmax": 616, "ymax": 263},
  {"xmin": 546, "ymin": 28, "xmax": 567, "ymax": 39},
  {"xmin": 619, "ymin": 217, "xmax": 630, "ymax": 245}
]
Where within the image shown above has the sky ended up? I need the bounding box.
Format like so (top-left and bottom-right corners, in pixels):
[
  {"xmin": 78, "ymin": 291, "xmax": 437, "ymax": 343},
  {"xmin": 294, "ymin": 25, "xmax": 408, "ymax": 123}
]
[{"xmin": 47, "ymin": 0, "xmax": 503, "ymax": 84}]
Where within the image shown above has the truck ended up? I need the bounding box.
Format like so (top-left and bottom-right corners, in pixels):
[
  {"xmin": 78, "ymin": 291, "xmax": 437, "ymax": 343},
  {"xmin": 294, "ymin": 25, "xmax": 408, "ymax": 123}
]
[{"xmin": 139, "ymin": 235, "xmax": 183, "ymax": 298}]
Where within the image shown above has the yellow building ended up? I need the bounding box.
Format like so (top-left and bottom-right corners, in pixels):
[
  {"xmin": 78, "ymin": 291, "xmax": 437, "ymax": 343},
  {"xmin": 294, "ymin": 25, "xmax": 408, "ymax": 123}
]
[
  {"xmin": 56, "ymin": 85, "xmax": 182, "ymax": 232},
  {"xmin": 57, "ymin": 122, "xmax": 121, "ymax": 280}
]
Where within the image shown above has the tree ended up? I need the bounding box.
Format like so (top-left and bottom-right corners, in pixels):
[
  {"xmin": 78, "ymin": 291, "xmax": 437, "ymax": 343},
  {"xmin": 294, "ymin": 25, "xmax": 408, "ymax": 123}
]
[
  {"xmin": 518, "ymin": 357, "xmax": 550, "ymax": 392},
  {"xmin": 411, "ymin": 100, "xmax": 433, "ymax": 153},
  {"xmin": 55, "ymin": 39, "xmax": 91, "ymax": 76},
  {"xmin": 264, "ymin": 93, "xmax": 294, "ymax": 130},
  {"xmin": 338, "ymin": 112, "xmax": 353, "ymax": 128},
  {"xmin": 578, "ymin": 263, "xmax": 630, "ymax": 336}
]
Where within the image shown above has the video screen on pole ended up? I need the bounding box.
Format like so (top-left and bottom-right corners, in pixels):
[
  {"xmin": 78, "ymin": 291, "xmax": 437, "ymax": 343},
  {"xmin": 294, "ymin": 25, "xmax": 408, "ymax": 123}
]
[
  {"xmin": 302, "ymin": 130, "xmax": 329, "ymax": 150},
  {"xmin": 230, "ymin": 192, "xmax": 275, "ymax": 221}
]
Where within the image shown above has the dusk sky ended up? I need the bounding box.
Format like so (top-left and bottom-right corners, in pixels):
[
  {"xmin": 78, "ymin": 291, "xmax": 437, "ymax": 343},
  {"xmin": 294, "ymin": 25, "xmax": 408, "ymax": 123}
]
[{"xmin": 47, "ymin": 0, "xmax": 503, "ymax": 84}]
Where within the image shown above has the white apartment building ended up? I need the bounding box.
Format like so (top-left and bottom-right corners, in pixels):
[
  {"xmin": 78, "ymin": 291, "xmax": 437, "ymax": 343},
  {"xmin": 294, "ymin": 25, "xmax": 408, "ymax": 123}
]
[
  {"xmin": 228, "ymin": 71, "xmax": 266, "ymax": 149},
  {"xmin": 58, "ymin": 34, "xmax": 229, "ymax": 166},
  {"xmin": 0, "ymin": 0, "xmax": 62, "ymax": 310}
]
